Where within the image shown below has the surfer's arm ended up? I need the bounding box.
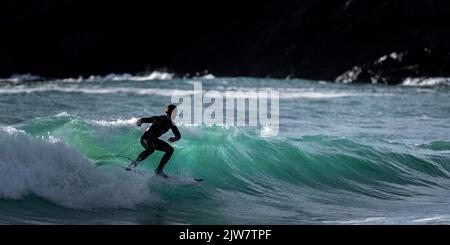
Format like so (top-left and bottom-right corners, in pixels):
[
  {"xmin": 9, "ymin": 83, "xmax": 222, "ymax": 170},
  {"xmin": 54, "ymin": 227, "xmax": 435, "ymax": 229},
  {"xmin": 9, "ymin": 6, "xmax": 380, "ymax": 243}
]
[
  {"xmin": 136, "ymin": 116, "xmax": 157, "ymax": 126},
  {"xmin": 140, "ymin": 116, "xmax": 157, "ymax": 123},
  {"xmin": 168, "ymin": 125, "xmax": 181, "ymax": 142}
]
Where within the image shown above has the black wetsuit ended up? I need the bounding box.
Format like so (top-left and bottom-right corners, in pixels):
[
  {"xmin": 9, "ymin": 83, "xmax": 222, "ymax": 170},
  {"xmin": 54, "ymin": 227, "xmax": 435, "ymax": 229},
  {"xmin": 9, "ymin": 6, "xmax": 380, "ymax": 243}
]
[{"xmin": 134, "ymin": 115, "xmax": 181, "ymax": 173}]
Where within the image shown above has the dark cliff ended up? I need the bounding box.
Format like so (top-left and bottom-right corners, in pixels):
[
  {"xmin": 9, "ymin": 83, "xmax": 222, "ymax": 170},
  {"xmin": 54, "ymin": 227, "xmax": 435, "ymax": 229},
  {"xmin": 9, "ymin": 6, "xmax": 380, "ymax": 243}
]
[{"xmin": 1, "ymin": 0, "xmax": 450, "ymax": 83}]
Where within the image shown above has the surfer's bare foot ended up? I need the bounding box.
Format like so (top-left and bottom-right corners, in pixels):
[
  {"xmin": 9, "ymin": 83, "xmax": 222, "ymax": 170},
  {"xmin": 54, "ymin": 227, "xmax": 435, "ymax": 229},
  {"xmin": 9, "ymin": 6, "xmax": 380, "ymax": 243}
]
[{"xmin": 155, "ymin": 169, "xmax": 168, "ymax": 178}]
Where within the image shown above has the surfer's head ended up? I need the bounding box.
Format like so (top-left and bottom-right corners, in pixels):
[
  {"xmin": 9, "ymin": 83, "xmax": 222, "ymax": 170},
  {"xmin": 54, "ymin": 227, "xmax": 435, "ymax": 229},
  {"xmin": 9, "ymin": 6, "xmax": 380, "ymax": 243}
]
[{"xmin": 165, "ymin": 104, "xmax": 177, "ymax": 119}]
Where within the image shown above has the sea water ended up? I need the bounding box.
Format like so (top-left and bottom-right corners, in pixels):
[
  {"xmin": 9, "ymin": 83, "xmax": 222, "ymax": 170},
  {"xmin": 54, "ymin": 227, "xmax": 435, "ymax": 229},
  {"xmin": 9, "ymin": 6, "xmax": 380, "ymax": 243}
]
[{"xmin": 0, "ymin": 74, "xmax": 449, "ymax": 224}]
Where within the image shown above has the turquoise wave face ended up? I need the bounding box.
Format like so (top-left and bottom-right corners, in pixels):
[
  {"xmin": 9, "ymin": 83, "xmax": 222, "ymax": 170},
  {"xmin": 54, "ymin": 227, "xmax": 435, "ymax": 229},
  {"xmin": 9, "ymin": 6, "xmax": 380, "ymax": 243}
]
[
  {"xmin": 0, "ymin": 76, "xmax": 450, "ymax": 224},
  {"xmin": 1, "ymin": 112, "xmax": 449, "ymax": 224}
]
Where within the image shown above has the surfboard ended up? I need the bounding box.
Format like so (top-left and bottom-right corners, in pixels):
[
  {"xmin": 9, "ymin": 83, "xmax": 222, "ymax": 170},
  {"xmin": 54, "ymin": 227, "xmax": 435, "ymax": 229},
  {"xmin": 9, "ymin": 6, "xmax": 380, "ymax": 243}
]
[{"xmin": 123, "ymin": 166, "xmax": 204, "ymax": 183}]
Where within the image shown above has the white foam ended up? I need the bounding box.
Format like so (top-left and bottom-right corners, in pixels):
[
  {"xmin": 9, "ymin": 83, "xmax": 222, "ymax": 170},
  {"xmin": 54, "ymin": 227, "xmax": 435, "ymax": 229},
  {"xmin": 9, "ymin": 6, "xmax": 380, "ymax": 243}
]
[
  {"xmin": 0, "ymin": 85, "xmax": 194, "ymax": 96},
  {"xmin": 279, "ymin": 91, "xmax": 353, "ymax": 99},
  {"xmin": 325, "ymin": 215, "xmax": 450, "ymax": 224},
  {"xmin": 325, "ymin": 217, "xmax": 387, "ymax": 224},
  {"xmin": 1, "ymin": 126, "xmax": 25, "ymax": 135},
  {"xmin": 412, "ymin": 215, "xmax": 450, "ymax": 223},
  {"xmin": 201, "ymin": 74, "xmax": 216, "ymax": 79},
  {"xmin": 96, "ymin": 72, "xmax": 174, "ymax": 81},
  {"xmin": 214, "ymin": 89, "xmax": 357, "ymax": 99},
  {"xmin": 0, "ymin": 83, "xmax": 381, "ymax": 99},
  {"xmin": 60, "ymin": 77, "xmax": 84, "ymax": 83},
  {"xmin": 54, "ymin": 112, "xmax": 73, "ymax": 117},
  {"xmin": 0, "ymin": 73, "xmax": 42, "ymax": 83},
  {"xmin": 204, "ymin": 86, "xmax": 362, "ymax": 99},
  {"xmin": 38, "ymin": 132, "xmax": 63, "ymax": 144},
  {"xmin": 47, "ymin": 135, "xmax": 62, "ymax": 144},
  {"xmin": 93, "ymin": 117, "xmax": 138, "ymax": 126},
  {"xmin": 402, "ymin": 77, "xmax": 450, "ymax": 87},
  {"xmin": 0, "ymin": 127, "xmax": 157, "ymax": 209},
  {"xmin": 58, "ymin": 71, "xmax": 175, "ymax": 83}
]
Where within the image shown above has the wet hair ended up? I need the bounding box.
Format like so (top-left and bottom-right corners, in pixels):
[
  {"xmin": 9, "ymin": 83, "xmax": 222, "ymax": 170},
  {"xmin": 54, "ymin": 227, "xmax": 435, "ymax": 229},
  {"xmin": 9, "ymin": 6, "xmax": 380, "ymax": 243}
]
[{"xmin": 165, "ymin": 104, "xmax": 177, "ymax": 115}]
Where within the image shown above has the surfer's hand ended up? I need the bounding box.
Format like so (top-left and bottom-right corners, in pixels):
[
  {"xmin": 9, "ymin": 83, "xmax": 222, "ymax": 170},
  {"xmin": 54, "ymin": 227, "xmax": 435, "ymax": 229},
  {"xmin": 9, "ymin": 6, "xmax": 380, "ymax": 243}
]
[
  {"xmin": 136, "ymin": 119, "xmax": 142, "ymax": 127},
  {"xmin": 168, "ymin": 137, "xmax": 176, "ymax": 143}
]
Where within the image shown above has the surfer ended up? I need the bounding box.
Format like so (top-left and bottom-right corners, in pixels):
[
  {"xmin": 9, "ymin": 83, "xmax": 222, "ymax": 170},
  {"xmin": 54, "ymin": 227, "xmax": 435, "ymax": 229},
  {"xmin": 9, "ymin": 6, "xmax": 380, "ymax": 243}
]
[{"xmin": 129, "ymin": 104, "xmax": 181, "ymax": 177}]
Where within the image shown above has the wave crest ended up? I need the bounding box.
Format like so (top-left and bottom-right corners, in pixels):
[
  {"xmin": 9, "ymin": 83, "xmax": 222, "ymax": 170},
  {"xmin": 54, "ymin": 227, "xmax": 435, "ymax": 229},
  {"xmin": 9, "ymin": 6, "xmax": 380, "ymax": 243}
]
[{"xmin": 0, "ymin": 127, "xmax": 157, "ymax": 209}]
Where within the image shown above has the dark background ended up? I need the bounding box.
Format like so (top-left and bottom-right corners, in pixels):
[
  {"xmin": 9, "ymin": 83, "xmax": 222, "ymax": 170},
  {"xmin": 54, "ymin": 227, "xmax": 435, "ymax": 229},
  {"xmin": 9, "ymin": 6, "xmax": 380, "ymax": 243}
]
[
  {"xmin": 1, "ymin": 225, "xmax": 450, "ymax": 243},
  {"xmin": 1, "ymin": 0, "xmax": 450, "ymax": 82}
]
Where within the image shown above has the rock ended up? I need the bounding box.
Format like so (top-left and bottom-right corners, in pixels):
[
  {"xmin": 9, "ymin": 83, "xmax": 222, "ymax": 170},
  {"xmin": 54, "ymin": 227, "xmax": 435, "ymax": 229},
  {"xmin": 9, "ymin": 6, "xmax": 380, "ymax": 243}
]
[
  {"xmin": 1, "ymin": 0, "xmax": 450, "ymax": 81},
  {"xmin": 336, "ymin": 48, "xmax": 450, "ymax": 85}
]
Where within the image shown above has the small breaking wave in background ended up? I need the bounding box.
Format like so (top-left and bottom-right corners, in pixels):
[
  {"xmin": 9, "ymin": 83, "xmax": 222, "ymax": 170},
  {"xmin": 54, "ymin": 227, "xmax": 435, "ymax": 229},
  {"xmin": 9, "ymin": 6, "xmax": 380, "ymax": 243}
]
[{"xmin": 402, "ymin": 77, "xmax": 450, "ymax": 87}]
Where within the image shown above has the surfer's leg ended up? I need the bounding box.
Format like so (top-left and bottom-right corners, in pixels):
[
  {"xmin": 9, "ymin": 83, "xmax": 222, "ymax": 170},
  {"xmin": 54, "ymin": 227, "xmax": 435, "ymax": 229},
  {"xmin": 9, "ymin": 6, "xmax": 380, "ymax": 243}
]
[
  {"xmin": 154, "ymin": 139, "xmax": 174, "ymax": 174},
  {"xmin": 131, "ymin": 137, "xmax": 155, "ymax": 167}
]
